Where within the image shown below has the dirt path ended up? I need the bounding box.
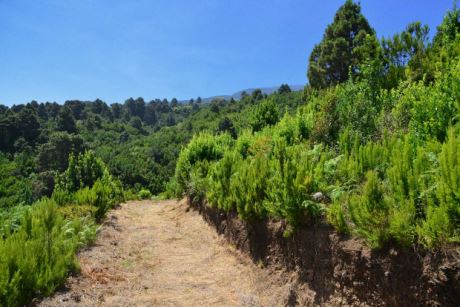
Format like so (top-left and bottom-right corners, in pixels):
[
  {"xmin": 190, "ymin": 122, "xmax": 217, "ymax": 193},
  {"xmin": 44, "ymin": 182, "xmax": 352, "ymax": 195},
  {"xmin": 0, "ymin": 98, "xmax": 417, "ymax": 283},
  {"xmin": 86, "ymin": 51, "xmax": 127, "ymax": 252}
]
[{"xmin": 39, "ymin": 200, "xmax": 294, "ymax": 307}]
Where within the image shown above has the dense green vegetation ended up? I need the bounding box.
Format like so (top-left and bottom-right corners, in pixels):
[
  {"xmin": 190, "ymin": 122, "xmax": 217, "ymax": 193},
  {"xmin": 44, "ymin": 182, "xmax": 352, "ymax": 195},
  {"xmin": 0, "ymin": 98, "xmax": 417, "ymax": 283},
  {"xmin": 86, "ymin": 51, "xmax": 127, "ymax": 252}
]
[
  {"xmin": 174, "ymin": 2, "xmax": 460, "ymax": 249},
  {"xmin": 0, "ymin": 87, "xmax": 303, "ymax": 205},
  {"xmin": 0, "ymin": 0, "xmax": 459, "ymax": 304},
  {"xmin": 0, "ymin": 150, "xmax": 123, "ymax": 305},
  {"xmin": 0, "ymin": 49, "xmax": 303, "ymax": 306}
]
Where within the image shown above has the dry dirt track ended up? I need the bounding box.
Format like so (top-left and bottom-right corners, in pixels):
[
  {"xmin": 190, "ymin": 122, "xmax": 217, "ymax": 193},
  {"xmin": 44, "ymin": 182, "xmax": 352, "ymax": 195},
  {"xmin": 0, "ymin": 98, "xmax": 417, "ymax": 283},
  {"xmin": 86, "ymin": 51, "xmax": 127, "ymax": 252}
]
[{"xmin": 39, "ymin": 200, "xmax": 299, "ymax": 307}]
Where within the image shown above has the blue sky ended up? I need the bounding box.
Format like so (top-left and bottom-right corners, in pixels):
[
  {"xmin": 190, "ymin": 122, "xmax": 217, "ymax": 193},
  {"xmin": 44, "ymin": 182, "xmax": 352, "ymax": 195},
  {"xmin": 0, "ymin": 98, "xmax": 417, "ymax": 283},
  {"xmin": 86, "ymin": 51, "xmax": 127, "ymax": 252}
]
[{"xmin": 0, "ymin": 0, "xmax": 454, "ymax": 106}]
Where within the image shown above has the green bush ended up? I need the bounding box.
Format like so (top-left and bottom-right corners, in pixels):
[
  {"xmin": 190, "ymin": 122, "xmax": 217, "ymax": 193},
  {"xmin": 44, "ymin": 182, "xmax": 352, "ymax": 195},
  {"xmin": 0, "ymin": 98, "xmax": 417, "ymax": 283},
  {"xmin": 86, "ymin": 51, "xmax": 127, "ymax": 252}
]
[
  {"xmin": 335, "ymin": 77, "xmax": 382, "ymax": 141},
  {"xmin": 207, "ymin": 151, "xmax": 240, "ymax": 211},
  {"xmin": 124, "ymin": 189, "xmax": 140, "ymax": 201},
  {"xmin": 231, "ymin": 153, "xmax": 270, "ymax": 220},
  {"xmin": 0, "ymin": 198, "xmax": 97, "ymax": 306},
  {"xmin": 348, "ymin": 171, "xmax": 389, "ymax": 248},
  {"xmin": 264, "ymin": 141, "xmax": 324, "ymax": 226},
  {"xmin": 0, "ymin": 148, "xmax": 123, "ymax": 306},
  {"xmin": 417, "ymin": 129, "xmax": 460, "ymax": 247},
  {"xmin": 175, "ymin": 85, "xmax": 460, "ymax": 248},
  {"xmin": 74, "ymin": 187, "xmax": 96, "ymax": 206},
  {"xmin": 250, "ymin": 97, "xmax": 280, "ymax": 132},
  {"xmin": 51, "ymin": 187, "xmax": 74, "ymax": 206},
  {"xmin": 58, "ymin": 150, "xmax": 107, "ymax": 192},
  {"xmin": 327, "ymin": 201, "xmax": 349, "ymax": 234},
  {"xmin": 91, "ymin": 174, "xmax": 124, "ymax": 222},
  {"xmin": 175, "ymin": 133, "xmax": 232, "ymax": 197},
  {"xmin": 0, "ymin": 205, "xmax": 30, "ymax": 238},
  {"xmin": 138, "ymin": 189, "xmax": 152, "ymax": 200}
]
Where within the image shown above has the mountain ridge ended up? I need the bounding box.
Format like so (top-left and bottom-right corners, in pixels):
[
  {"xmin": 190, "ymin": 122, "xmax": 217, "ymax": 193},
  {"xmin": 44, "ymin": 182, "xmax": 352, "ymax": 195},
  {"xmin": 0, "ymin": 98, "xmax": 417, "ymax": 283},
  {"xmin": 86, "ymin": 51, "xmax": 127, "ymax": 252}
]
[{"xmin": 180, "ymin": 84, "xmax": 304, "ymax": 103}]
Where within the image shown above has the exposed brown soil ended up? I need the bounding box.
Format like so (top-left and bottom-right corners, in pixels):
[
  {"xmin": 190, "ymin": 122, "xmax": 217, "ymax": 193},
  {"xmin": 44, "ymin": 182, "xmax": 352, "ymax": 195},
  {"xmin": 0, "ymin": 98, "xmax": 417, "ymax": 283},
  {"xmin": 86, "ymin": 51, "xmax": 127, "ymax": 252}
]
[
  {"xmin": 192, "ymin": 199, "xmax": 460, "ymax": 306},
  {"xmin": 38, "ymin": 200, "xmax": 303, "ymax": 307}
]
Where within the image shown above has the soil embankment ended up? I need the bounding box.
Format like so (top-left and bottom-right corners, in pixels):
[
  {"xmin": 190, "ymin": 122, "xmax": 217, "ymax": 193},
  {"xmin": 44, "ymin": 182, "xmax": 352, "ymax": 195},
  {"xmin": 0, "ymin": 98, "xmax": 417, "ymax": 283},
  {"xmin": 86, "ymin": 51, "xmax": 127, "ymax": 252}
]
[{"xmin": 192, "ymin": 199, "xmax": 460, "ymax": 306}]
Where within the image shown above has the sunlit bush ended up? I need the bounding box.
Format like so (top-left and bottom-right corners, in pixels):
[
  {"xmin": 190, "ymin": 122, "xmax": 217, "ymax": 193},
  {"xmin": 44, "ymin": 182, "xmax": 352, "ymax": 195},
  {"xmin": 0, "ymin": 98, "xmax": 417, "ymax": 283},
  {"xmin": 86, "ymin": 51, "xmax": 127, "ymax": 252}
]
[
  {"xmin": 138, "ymin": 189, "xmax": 152, "ymax": 200},
  {"xmin": 0, "ymin": 198, "xmax": 97, "ymax": 306}
]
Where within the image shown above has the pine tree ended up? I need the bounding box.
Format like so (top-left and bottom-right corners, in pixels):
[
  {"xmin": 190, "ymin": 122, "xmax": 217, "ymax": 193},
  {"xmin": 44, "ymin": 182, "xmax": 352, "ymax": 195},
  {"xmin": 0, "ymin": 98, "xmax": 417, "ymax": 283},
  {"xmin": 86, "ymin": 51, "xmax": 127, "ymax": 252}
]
[{"xmin": 307, "ymin": 0, "xmax": 375, "ymax": 88}]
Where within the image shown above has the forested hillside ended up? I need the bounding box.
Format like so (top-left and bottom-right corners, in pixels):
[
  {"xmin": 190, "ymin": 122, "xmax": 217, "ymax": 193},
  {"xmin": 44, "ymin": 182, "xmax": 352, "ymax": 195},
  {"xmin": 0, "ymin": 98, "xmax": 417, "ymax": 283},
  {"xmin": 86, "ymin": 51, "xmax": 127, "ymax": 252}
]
[
  {"xmin": 174, "ymin": 2, "xmax": 460, "ymax": 249},
  {"xmin": 0, "ymin": 71, "xmax": 302, "ymax": 304},
  {"xmin": 0, "ymin": 86, "xmax": 302, "ymax": 205},
  {"xmin": 0, "ymin": 0, "xmax": 459, "ymax": 305}
]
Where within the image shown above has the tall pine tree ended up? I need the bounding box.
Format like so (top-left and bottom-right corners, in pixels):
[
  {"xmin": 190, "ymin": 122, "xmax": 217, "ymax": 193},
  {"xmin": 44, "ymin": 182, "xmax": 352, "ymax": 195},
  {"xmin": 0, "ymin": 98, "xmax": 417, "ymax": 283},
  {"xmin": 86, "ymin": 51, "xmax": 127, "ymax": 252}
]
[{"xmin": 307, "ymin": 0, "xmax": 375, "ymax": 88}]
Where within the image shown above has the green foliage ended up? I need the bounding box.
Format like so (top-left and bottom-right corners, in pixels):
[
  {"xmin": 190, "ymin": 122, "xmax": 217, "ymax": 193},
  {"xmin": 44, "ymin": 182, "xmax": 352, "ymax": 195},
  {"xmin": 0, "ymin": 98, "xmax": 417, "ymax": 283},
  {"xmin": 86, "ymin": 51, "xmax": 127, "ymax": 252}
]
[
  {"xmin": 336, "ymin": 77, "xmax": 382, "ymax": 140},
  {"xmin": 123, "ymin": 189, "xmax": 140, "ymax": 201},
  {"xmin": 56, "ymin": 106, "xmax": 77, "ymax": 134},
  {"xmin": 74, "ymin": 187, "xmax": 96, "ymax": 207},
  {"xmin": 273, "ymin": 111, "xmax": 311, "ymax": 145},
  {"xmin": 278, "ymin": 84, "xmax": 292, "ymax": 94},
  {"xmin": 327, "ymin": 201, "xmax": 349, "ymax": 233},
  {"xmin": 52, "ymin": 153, "xmax": 123, "ymax": 222},
  {"xmin": 217, "ymin": 117, "xmax": 237, "ymax": 138},
  {"xmin": 177, "ymin": 75, "xmax": 460, "ymax": 248},
  {"xmin": 417, "ymin": 129, "xmax": 460, "ymax": 247},
  {"xmin": 433, "ymin": 5, "xmax": 460, "ymax": 47},
  {"xmin": 250, "ymin": 98, "xmax": 280, "ymax": 132},
  {"xmin": 0, "ymin": 107, "xmax": 40, "ymax": 153},
  {"xmin": 92, "ymin": 180, "xmax": 110, "ymax": 222},
  {"xmin": 175, "ymin": 133, "xmax": 232, "ymax": 197},
  {"xmin": 177, "ymin": 124, "xmax": 330, "ymax": 226},
  {"xmin": 51, "ymin": 187, "xmax": 74, "ymax": 207},
  {"xmin": 307, "ymin": 0, "xmax": 376, "ymax": 88},
  {"xmin": 0, "ymin": 9, "xmax": 460, "ymax": 306},
  {"xmin": 0, "ymin": 205, "xmax": 30, "ymax": 238},
  {"xmin": 0, "ymin": 41, "xmax": 307, "ymax": 306},
  {"xmin": 0, "ymin": 199, "xmax": 97, "ymax": 306},
  {"xmin": 49, "ymin": 149, "xmax": 124, "ymax": 223},
  {"xmin": 348, "ymin": 171, "xmax": 389, "ymax": 248},
  {"xmin": 232, "ymin": 153, "xmax": 271, "ymax": 220},
  {"xmin": 0, "ymin": 155, "xmax": 33, "ymax": 208},
  {"xmin": 264, "ymin": 142, "xmax": 325, "ymax": 226},
  {"xmin": 58, "ymin": 151, "xmax": 106, "ymax": 192},
  {"xmin": 437, "ymin": 129, "xmax": 460, "ymax": 219},
  {"xmin": 37, "ymin": 132, "xmax": 85, "ymax": 173},
  {"xmin": 174, "ymin": 38, "xmax": 460, "ymax": 248},
  {"xmin": 57, "ymin": 203, "xmax": 94, "ymax": 220},
  {"xmin": 381, "ymin": 22, "xmax": 429, "ymax": 88},
  {"xmin": 207, "ymin": 151, "xmax": 240, "ymax": 211},
  {"xmin": 138, "ymin": 189, "xmax": 152, "ymax": 200},
  {"xmin": 187, "ymin": 163, "xmax": 209, "ymax": 204},
  {"xmin": 407, "ymin": 79, "xmax": 455, "ymax": 141},
  {"xmin": 130, "ymin": 116, "xmax": 144, "ymax": 131},
  {"xmin": 309, "ymin": 89, "xmax": 341, "ymax": 145}
]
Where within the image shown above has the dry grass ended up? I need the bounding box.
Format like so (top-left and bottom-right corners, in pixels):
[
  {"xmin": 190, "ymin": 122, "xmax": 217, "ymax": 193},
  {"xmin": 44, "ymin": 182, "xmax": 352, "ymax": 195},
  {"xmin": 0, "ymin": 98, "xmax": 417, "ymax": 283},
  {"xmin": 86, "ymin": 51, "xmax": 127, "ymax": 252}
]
[{"xmin": 39, "ymin": 200, "xmax": 294, "ymax": 307}]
